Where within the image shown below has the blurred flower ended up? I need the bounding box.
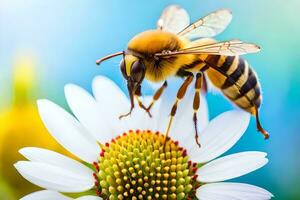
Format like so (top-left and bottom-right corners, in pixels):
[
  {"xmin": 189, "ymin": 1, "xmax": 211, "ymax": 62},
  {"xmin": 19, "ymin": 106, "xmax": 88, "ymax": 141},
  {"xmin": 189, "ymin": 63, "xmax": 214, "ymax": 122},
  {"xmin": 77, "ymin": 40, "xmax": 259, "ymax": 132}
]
[
  {"xmin": 0, "ymin": 179, "xmax": 15, "ymax": 200},
  {"xmin": 0, "ymin": 57, "xmax": 70, "ymax": 199},
  {"xmin": 15, "ymin": 76, "xmax": 272, "ymax": 199}
]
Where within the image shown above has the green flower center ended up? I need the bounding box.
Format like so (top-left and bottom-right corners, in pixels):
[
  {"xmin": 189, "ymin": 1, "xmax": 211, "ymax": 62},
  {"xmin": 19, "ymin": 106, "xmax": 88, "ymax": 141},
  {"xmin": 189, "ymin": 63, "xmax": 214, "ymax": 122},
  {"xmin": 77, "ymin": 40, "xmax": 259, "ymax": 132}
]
[{"xmin": 93, "ymin": 130, "xmax": 199, "ymax": 200}]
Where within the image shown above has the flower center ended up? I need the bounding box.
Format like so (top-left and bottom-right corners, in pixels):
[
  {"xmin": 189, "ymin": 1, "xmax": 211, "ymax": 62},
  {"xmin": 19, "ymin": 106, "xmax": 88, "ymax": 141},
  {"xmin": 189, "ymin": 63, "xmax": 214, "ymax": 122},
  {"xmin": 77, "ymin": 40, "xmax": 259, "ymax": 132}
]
[{"xmin": 93, "ymin": 130, "xmax": 199, "ymax": 200}]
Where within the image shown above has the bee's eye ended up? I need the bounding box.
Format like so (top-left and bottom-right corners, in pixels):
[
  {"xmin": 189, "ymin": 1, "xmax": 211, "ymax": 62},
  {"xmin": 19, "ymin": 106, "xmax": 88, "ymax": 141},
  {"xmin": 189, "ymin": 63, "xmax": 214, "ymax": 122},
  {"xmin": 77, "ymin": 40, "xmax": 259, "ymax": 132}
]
[
  {"xmin": 131, "ymin": 60, "xmax": 145, "ymax": 83},
  {"xmin": 120, "ymin": 60, "xmax": 128, "ymax": 79}
]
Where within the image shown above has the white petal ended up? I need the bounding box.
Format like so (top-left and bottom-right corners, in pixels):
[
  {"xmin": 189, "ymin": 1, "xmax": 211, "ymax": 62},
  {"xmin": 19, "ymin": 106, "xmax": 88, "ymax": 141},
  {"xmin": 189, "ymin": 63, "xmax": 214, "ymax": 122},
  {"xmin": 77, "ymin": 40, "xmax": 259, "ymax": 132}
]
[
  {"xmin": 197, "ymin": 93, "xmax": 209, "ymax": 129},
  {"xmin": 155, "ymin": 77, "xmax": 184, "ymax": 133},
  {"xmin": 122, "ymin": 96, "xmax": 157, "ymax": 130},
  {"xmin": 76, "ymin": 196, "xmax": 102, "ymax": 200},
  {"xmin": 197, "ymin": 192, "xmax": 240, "ymax": 200},
  {"xmin": 20, "ymin": 190, "xmax": 103, "ymax": 200},
  {"xmin": 156, "ymin": 77, "xmax": 209, "ymax": 149},
  {"xmin": 143, "ymin": 96, "xmax": 161, "ymax": 131},
  {"xmin": 65, "ymin": 84, "xmax": 114, "ymax": 143},
  {"xmin": 174, "ymin": 92, "xmax": 209, "ymax": 132},
  {"xmin": 158, "ymin": 78, "xmax": 208, "ymax": 149},
  {"xmin": 15, "ymin": 161, "xmax": 94, "ymax": 193},
  {"xmin": 197, "ymin": 182, "xmax": 273, "ymax": 200},
  {"xmin": 197, "ymin": 152, "xmax": 268, "ymax": 183},
  {"xmin": 172, "ymin": 94, "xmax": 209, "ymax": 150},
  {"xmin": 19, "ymin": 147, "xmax": 93, "ymax": 178},
  {"xmin": 189, "ymin": 110, "xmax": 250, "ymax": 163},
  {"xmin": 92, "ymin": 76, "xmax": 130, "ymax": 134},
  {"xmin": 37, "ymin": 99, "xmax": 100, "ymax": 163},
  {"xmin": 20, "ymin": 190, "xmax": 71, "ymax": 200},
  {"xmin": 146, "ymin": 79, "xmax": 164, "ymax": 90},
  {"xmin": 124, "ymin": 98, "xmax": 150, "ymax": 131}
]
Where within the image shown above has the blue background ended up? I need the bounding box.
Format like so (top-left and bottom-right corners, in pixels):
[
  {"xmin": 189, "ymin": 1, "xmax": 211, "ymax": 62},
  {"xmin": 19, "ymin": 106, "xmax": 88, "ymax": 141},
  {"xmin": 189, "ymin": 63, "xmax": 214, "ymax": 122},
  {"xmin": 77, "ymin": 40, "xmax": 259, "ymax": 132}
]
[{"xmin": 1, "ymin": 0, "xmax": 299, "ymax": 199}]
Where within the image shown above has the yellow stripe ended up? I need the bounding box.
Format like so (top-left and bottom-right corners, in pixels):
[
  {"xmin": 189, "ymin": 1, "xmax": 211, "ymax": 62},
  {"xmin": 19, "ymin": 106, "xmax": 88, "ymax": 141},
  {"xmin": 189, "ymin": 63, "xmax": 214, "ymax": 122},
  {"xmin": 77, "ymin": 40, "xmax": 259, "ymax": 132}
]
[
  {"xmin": 234, "ymin": 87, "xmax": 255, "ymax": 105},
  {"xmin": 124, "ymin": 55, "xmax": 138, "ymax": 77},
  {"xmin": 217, "ymin": 55, "xmax": 227, "ymax": 67},
  {"xmin": 223, "ymin": 85, "xmax": 240, "ymax": 99},
  {"xmin": 222, "ymin": 59, "xmax": 249, "ymax": 99},
  {"xmin": 236, "ymin": 61, "xmax": 249, "ymax": 87},
  {"xmin": 233, "ymin": 95, "xmax": 250, "ymax": 108},
  {"xmin": 226, "ymin": 57, "xmax": 239, "ymax": 75}
]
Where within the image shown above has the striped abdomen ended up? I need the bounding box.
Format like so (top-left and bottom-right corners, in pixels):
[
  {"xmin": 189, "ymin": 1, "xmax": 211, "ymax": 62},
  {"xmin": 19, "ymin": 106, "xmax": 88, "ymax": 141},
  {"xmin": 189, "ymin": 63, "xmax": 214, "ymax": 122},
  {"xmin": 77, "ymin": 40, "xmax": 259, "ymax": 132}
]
[{"xmin": 205, "ymin": 55, "xmax": 262, "ymax": 115}]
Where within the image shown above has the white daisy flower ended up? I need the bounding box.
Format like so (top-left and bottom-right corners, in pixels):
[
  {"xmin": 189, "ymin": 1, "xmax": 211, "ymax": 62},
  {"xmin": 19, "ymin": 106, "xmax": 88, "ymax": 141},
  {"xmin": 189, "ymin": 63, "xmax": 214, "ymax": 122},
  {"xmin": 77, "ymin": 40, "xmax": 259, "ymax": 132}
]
[{"xmin": 15, "ymin": 76, "xmax": 273, "ymax": 200}]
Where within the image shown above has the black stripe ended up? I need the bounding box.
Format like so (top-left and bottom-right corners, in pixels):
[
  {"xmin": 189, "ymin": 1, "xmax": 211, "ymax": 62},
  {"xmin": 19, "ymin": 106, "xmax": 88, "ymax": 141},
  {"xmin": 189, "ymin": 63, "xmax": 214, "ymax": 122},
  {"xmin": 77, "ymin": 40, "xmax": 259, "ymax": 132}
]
[
  {"xmin": 234, "ymin": 67, "xmax": 257, "ymax": 99},
  {"xmin": 241, "ymin": 85, "xmax": 262, "ymax": 110},
  {"xmin": 254, "ymin": 97, "xmax": 262, "ymax": 108},
  {"xmin": 252, "ymin": 86, "xmax": 262, "ymax": 107},
  {"xmin": 181, "ymin": 59, "xmax": 202, "ymax": 70},
  {"xmin": 241, "ymin": 68, "xmax": 257, "ymax": 94},
  {"xmin": 219, "ymin": 56, "xmax": 235, "ymax": 73},
  {"xmin": 236, "ymin": 101, "xmax": 252, "ymax": 109},
  {"xmin": 207, "ymin": 55, "xmax": 221, "ymax": 66},
  {"xmin": 176, "ymin": 69, "xmax": 194, "ymax": 77},
  {"xmin": 254, "ymin": 86, "xmax": 261, "ymax": 99},
  {"xmin": 221, "ymin": 57, "xmax": 246, "ymax": 89}
]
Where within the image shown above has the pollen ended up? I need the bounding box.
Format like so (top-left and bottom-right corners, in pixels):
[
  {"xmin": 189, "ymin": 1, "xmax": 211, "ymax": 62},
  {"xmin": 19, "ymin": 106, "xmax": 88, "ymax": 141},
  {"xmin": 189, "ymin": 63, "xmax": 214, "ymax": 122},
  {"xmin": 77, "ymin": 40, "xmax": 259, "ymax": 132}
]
[{"xmin": 93, "ymin": 130, "xmax": 200, "ymax": 200}]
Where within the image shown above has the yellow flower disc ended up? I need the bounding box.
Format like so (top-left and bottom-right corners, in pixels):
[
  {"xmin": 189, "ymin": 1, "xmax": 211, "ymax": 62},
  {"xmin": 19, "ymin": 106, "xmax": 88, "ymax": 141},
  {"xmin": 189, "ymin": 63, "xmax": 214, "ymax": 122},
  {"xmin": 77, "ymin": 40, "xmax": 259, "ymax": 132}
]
[{"xmin": 94, "ymin": 130, "xmax": 200, "ymax": 200}]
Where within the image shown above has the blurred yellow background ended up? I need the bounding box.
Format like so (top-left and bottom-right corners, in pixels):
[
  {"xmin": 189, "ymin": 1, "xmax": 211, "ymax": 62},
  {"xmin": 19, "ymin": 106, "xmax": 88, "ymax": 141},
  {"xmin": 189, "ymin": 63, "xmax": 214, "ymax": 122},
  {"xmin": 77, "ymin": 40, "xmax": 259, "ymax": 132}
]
[{"xmin": 0, "ymin": 57, "xmax": 70, "ymax": 199}]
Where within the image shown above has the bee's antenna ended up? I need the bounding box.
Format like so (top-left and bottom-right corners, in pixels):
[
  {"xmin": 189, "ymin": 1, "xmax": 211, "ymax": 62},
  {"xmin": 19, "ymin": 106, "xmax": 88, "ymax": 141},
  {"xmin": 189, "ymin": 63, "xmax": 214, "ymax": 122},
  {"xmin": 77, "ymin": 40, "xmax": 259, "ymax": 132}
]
[
  {"xmin": 96, "ymin": 51, "xmax": 124, "ymax": 65},
  {"xmin": 122, "ymin": 50, "xmax": 126, "ymax": 67}
]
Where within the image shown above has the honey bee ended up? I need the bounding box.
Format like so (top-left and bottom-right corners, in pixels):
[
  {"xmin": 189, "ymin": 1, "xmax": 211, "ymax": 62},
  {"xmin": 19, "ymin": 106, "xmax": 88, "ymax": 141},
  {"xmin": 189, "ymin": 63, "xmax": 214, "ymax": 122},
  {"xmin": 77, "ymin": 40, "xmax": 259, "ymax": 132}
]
[{"xmin": 96, "ymin": 5, "xmax": 269, "ymax": 146}]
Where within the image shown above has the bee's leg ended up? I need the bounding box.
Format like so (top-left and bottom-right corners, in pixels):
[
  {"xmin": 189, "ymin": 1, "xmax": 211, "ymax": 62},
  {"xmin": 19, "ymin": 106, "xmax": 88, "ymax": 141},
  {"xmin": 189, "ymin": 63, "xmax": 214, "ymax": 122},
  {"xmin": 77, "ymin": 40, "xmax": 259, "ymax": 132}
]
[
  {"xmin": 254, "ymin": 106, "xmax": 270, "ymax": 139},
  {"xmin": 192, "ymin": 73, "xmax": 203, "ymax": 148},
  {"xmin": 165, "ymin": 76, "xmax": 194, "ymax": 145},
  {"xmin": 119, "ymin": 84, "xmax": 137, "ymax": 119},
  {"xmin": 119, "ymin": 104, "xmax": 134, "ymax": 119},
  {"xmin": 134, "ymin": 95, "xmax": 152, "ymax": 118},
  {"xmin": 146, "ymin": 81, "xmax": 168, "ymax": 112},
  {"xmin": 202, "ymin": 74, "xmax": 208, "ymax": 94}
]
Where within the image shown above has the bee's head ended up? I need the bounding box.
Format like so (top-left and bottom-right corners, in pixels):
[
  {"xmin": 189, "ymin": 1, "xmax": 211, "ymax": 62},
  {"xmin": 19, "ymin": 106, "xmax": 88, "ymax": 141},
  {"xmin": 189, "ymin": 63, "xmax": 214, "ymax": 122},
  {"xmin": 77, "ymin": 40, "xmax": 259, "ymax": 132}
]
[
  {"xmin": 120, "ymin": 55, "xmax": 145, "ymax": 104},
  {"xmin": 96, "ymin": 52, "xmax": 145, "ymax": 108}
]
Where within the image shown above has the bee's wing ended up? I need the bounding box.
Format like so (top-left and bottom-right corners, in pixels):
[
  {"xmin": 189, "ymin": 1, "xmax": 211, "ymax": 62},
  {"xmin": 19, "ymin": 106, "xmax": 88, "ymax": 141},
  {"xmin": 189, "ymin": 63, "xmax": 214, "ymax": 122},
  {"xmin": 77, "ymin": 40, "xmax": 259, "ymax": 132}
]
[
  {"xmin": 155, "ymin": 40, "xmax": 261, "ymax": 57},
  {"xmin": 178, "ymin": 9, "xmax": 232, "ymax": 39},
  {"xmin": 157, "ymin": 5, "xmax": 190, "ymax": 34}
]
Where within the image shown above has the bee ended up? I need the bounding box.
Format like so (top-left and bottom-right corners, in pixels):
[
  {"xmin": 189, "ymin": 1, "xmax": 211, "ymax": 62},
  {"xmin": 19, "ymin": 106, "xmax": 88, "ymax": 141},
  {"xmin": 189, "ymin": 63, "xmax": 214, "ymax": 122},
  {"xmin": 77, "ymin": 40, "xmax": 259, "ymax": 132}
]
[{"xmin": 96, "ymin": 5, "xmax": 269, "ymax": 146}]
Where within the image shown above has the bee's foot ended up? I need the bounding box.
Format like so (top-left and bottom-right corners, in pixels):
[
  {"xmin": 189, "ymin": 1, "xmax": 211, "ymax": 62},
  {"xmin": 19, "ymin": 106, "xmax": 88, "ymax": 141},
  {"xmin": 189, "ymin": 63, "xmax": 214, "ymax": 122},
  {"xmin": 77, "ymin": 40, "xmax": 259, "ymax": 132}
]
[
  {"xmin": 258, "ymin": 129, "xmax": 270, "ymax": 140},
  {"xmin": 256, "ymin": 122, "xmax": 269, "ymax": 140},
  {"xmin": 138, "ymin": 102, "xmax": 152, "ymax": 118},
  {"xmin": 119, "ymin": 111, "xmax": 132, "ymax": 120},
  {"xmin": 144, "ymin": 108, "xmax": 152, "ymax": 118},
  {"xmin": 195, "ymin": 136, "xmax": 201, "ymax": 148},
  {"xmin": 264, "ymin": 134, "xmax": 270, "ymax": 140},
  {"xmin": 254, "ymin": 106, "xmax": 269, "ymax": 140}
]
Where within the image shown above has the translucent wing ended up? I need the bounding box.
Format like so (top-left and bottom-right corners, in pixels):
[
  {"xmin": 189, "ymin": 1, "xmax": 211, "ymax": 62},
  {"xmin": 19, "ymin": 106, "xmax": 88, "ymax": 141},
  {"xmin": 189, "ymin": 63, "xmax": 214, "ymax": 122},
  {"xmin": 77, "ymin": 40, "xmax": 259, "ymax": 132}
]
[
  {"xmin": 155, "ymin": 40, "xmax": 261, "ymax": 57},
  {"xmin": 157, "ymin": 5, "xmax": 190, "ymax": 34},
  {"xmin": 178, "ymin": 9, "xmax": 232, "ymax": 39}
]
